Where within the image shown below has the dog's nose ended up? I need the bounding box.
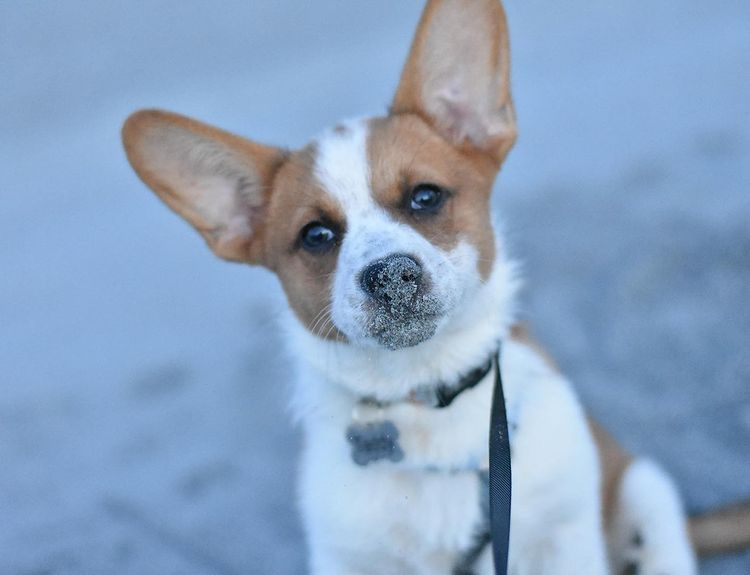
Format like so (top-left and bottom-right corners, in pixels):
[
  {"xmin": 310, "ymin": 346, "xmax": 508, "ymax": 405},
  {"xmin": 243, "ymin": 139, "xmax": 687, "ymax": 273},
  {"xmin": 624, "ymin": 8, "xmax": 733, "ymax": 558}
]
[{"xmin": 361, "ymin": 254, "xmax": 423, "ymax": 304}]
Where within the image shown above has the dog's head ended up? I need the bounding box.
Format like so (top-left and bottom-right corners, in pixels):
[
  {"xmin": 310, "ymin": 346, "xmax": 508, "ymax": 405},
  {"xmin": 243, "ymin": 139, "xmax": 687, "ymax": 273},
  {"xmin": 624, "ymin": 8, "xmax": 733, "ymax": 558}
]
[{"xmin": 122, "ymin": 0, "xmax": 516, "ymax": 352}]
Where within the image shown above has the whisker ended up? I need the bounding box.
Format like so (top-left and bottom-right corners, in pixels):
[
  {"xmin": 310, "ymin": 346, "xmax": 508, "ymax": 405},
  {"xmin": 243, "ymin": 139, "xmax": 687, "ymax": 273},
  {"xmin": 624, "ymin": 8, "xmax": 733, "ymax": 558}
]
[
  {"xmin": 316, "ymin": 316, "xmax": 333, "ymax": 338},
  {"xmin": 308, "ymin": 303, "xmax": 333, "ymax": 335}
]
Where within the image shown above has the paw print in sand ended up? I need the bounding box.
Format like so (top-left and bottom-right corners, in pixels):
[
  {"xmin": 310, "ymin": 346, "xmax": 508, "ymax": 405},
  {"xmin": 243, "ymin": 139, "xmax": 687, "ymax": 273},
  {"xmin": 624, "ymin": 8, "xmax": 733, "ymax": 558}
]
[{"xmin": 346, "ymin": 421, "xmax": 405, "ymax": 466}]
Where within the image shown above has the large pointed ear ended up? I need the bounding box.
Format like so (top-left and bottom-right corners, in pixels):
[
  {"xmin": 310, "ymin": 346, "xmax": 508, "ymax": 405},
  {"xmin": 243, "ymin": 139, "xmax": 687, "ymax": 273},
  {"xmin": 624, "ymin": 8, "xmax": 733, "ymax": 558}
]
[
  {"xmin": 122, "ymin": 109, "xmax": 285, "ymax": 263},
  {"xmin": 391, "ymin": 0, "xmax": 517, "ymax": 164}
]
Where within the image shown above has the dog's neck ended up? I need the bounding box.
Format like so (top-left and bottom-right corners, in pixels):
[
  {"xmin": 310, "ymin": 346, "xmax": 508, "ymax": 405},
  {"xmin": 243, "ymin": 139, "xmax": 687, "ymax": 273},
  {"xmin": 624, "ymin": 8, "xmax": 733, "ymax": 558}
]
[
  {"xmin": 286, "ymin": 253, "xmax": 519, "ymax": 403},
  {"xmin": 362, "ymin": 353, "xmax": 495, "ymax": 409}
]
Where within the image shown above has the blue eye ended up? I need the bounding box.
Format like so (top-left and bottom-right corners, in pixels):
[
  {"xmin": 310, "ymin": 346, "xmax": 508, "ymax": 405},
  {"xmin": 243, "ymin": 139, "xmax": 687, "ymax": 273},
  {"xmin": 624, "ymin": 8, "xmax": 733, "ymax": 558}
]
[
  {"xmin": 410, "ymin": 184, "xmax": 445, "ymax": 213},
  {"xmin": 301, "ymin": 222, "xmax": 337, "ymax": 252}
]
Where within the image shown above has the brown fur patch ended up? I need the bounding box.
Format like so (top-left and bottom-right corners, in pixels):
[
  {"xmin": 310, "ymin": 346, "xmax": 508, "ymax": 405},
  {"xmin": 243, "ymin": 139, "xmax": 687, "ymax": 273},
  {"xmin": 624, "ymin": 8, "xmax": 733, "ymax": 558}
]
[
  {"xmin": 367, "ymin": 114, "xmax": 499, "ymax": 279},
  {"xmin": 589, "ymin": 420, "xmax": 633, "ymax": 529},
  {"xmin": 259, "ymin": 144, "xmax": 346, "ymax": 342}
]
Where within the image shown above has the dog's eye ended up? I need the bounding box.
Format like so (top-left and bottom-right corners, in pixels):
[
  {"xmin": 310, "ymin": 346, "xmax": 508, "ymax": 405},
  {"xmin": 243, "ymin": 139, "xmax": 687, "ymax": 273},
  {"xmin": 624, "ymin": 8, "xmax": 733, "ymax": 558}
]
[
  {"xmin": 409, "ymin": 184, "xmax": 445, "ymax": 214},
  {"xmin": 300, "ymin": 222, "xmax": 337, "ymax": 253}
]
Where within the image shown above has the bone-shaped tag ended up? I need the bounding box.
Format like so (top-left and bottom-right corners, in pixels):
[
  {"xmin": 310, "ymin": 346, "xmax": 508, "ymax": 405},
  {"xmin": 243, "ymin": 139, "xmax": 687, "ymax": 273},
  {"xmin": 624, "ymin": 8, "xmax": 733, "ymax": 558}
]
[{"xmin": 346, "ymin": 421, "xmax": 405, "ymax": 466}]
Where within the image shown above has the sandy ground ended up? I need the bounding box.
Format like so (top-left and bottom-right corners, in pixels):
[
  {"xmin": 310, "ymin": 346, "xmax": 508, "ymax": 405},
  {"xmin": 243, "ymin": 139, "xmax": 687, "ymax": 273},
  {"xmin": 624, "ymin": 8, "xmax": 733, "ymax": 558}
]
[{"xmin": 1, "ymin": 1, "xmax": 748, "ymax": 573}]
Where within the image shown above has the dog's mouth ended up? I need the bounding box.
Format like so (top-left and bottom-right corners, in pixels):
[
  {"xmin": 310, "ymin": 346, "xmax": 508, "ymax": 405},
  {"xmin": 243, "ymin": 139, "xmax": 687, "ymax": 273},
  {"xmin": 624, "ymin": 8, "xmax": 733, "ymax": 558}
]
[{"xmin": 363, "ymin": 295, "xmax": 442, "ymax": 350}]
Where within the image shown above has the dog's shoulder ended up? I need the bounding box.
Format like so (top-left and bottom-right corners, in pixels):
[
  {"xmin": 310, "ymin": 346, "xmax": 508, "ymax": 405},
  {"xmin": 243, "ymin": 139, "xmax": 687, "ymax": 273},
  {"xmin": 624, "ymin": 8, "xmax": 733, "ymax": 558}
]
[{"xmin": 503, "ymin": 327, "xmax": 602, "ymax": 516}]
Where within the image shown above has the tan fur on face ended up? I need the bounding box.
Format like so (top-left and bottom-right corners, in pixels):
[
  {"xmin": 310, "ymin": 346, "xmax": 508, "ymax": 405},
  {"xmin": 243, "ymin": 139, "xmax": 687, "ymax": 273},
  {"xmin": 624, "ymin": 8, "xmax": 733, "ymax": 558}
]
[
  {"xmin": 260, "ymin": 113, "xmax": 506, "ymax": 339},
  {"xmin": 261, "ymin": 111, "xmax": 506, "ymax": 339},
  {"xmin": 259, "ymin": 145, "xmax": 347, "ymax": 341},
  {"xmin": 367, "ymin": 114, "xmax": 499, "ymax": 279}
]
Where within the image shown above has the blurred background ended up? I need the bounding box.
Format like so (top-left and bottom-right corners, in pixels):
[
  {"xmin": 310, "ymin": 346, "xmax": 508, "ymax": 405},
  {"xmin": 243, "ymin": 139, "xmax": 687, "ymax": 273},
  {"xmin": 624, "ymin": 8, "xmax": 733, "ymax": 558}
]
[{"xmin": 1, "ymin": 0, "xmax": 748, "ymax": 573}]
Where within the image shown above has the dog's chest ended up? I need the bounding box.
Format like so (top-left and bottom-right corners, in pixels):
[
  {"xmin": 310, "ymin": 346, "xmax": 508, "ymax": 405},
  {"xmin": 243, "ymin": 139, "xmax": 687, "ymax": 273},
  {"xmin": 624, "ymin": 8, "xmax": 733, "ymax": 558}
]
[
  {"xmin": 301, "ymin": 449, "xmax": 488, "ymax": 563},
  {"xmin": 299, "ymin": 375, "xmax": 507, "ymax": 566},
  {"xmin": 297, "ymin": 339, "xmax": 598, "ymax": 572}
]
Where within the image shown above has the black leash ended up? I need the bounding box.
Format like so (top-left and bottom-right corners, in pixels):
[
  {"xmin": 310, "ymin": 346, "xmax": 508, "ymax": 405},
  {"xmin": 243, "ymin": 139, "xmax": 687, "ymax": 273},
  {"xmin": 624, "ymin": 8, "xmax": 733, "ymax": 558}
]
[{"xmin": 489, "ymin": 351, "xmax": 512, "ymax": 574}]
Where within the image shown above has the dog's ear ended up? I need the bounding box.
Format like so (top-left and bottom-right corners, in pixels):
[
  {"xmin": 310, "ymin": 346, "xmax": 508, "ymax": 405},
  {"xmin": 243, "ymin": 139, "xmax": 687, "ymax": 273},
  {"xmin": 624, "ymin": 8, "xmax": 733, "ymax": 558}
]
[
  {"xmin": 392, "ymin": 0, "xmax": 516, "ymax": 164},
  {"xmin": 122, "ymin": 109, "xmax": 285, "ymax": 263}
]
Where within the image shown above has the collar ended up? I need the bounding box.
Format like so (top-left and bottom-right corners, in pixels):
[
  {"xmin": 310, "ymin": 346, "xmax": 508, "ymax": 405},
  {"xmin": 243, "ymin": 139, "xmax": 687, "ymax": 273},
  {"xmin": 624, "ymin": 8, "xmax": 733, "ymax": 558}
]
[
  {"xmin": 429, "ymin": 356, "xmax": 494, "ymax": 408},
  {"xmin": 361, "ymin": 353, "xmax": 496, "ymax": 410}
]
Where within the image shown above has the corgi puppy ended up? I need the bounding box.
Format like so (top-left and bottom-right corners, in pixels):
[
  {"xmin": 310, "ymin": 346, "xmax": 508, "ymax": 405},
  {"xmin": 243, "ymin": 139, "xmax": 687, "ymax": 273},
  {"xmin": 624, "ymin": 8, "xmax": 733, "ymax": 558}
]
[{"xmin": 121, "ymin": 1, "xmax": 750, "ymax": 573}]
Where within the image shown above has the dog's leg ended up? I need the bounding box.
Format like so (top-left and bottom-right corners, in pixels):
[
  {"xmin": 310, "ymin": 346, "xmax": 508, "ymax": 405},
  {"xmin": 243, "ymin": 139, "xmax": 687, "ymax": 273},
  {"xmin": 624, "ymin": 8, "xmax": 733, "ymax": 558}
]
[
  {"xmin": 608, "ymin": 458, "xmax": 697, "ymax": 575},
  {"xmin": 507, "ymin": 382, "xmax": 610, "ymax": 575},
  {"xmin": 502, "ymin": 476, "xmax": 609, "ymax": 575},
  {"xmin": 524, "ymin": 514, "xmax": 609, "ymax": 575}
]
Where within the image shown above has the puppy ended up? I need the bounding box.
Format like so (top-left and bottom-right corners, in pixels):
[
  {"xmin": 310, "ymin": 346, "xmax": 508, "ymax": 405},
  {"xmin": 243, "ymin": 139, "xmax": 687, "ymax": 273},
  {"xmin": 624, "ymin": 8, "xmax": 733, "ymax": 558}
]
[{"xmin": 121, "ymin": 1, "xmax": 750, "ymax": 573}]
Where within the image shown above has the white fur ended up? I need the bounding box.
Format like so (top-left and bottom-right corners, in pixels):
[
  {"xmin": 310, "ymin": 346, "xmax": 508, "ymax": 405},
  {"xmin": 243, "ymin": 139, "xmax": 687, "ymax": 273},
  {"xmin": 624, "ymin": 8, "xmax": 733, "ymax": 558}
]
[
  {"xmin": 503, "ymin": 342, "xmax": 608, "ymax": 574},
  {"xmin": 313, "ymin": 119, "xmax": 374, "ymax": 219},
  {"xmin": 609, "ymin": 459, "xmax": 698, "ymax": 575}
]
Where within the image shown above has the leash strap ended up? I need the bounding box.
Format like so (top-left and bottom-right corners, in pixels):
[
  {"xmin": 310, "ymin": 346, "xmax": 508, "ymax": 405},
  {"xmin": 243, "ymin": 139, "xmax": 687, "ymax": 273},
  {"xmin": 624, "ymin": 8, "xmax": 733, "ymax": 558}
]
[{"xmin": 489, "ymin": 351, "xmax": 511, "ymax": 574}]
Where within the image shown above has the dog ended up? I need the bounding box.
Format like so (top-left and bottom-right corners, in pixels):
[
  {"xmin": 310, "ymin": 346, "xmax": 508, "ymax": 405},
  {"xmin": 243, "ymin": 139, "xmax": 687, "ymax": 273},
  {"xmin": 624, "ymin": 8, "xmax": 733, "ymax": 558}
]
[{"xmin": 121, "ymin": 0, "xmax": 750, "ymax": 573}]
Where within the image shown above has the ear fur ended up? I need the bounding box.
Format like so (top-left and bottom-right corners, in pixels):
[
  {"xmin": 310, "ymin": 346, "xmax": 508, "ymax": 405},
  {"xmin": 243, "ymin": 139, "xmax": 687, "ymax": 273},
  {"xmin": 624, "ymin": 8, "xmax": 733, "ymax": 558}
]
[
  {"xmin": 392, "ymin": 0, "xmax": 517, "ymax": 164},
  {"xmin": 122, "ymin": 109, "xmax": 285, "ymax": 263}
]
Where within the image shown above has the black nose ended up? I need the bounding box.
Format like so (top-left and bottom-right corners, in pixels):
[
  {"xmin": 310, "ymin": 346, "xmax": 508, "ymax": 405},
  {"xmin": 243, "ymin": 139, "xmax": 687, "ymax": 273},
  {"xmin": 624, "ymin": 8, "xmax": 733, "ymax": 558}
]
[{"xmin": 361, "ymin": 254, "xmax": 423, "ymax": 304}]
